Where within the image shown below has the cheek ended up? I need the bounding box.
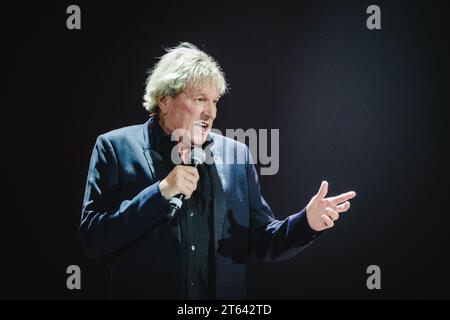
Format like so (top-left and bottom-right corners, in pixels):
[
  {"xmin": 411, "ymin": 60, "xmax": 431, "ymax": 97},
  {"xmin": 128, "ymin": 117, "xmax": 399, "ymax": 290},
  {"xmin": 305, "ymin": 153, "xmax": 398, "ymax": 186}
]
[
  {"xmin": 179, "ymin": 102, "xmax": 201, "ymax": 116},
  {"xmin": 172, "ymin": 102, "xmax": 201, "ymax": 127}
]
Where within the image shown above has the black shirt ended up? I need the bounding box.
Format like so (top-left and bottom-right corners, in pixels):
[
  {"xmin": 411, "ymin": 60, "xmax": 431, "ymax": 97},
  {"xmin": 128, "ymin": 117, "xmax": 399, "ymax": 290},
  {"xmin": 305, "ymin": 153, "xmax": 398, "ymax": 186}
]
[{"xmin": 149, "ymin": 118, "xmax": 215, "ymax": 299}]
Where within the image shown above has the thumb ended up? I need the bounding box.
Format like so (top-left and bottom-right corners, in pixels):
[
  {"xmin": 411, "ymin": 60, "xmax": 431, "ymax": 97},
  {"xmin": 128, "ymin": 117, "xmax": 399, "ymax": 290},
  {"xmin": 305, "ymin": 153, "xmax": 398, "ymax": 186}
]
[
  {"xmin": 316, "ymin": 180, "xmax": 328, "ymax": 200},
  {"xmin": 177, "ymin": 142, "xmax": 190, "ymax": 165}
]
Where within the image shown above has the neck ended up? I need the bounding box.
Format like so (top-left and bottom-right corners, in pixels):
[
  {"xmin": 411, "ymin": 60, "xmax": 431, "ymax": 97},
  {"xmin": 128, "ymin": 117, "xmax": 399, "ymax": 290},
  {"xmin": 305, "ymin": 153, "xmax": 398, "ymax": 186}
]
[{"xmin": 157, "ymin": 114, "xmax": 172, "ymax": 135}]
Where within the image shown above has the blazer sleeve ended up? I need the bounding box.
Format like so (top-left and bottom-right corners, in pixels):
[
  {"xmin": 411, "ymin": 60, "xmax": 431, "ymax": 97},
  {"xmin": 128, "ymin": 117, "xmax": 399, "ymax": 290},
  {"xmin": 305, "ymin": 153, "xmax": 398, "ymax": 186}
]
[
  {"xmin": 79, "ymin": 134, "xmax": 168, "ymax": 258},
  {"xmin": 246, "ymin": 146, "xmax": 322, "ymax": 261}
]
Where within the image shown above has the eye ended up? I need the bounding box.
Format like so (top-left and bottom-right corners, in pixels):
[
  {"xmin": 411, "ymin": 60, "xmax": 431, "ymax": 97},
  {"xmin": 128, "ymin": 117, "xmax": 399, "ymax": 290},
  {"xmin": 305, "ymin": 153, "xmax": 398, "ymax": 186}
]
[{"xmin": 195, "ymin": 97, "xmax": 205, "ymax": 102}]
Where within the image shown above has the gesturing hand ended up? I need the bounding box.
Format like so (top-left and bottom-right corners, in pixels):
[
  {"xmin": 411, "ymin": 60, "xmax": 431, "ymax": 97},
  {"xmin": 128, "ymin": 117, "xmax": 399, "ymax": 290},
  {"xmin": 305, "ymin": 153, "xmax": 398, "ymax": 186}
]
[{"xmin": 306, "ymin": 181, "xmax": 356, "ymax": 232}]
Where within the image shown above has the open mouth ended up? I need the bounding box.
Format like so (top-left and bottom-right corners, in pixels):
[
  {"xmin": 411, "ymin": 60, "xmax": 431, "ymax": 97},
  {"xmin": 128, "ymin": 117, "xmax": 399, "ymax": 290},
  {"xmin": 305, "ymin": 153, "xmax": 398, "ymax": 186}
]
[{"xmin": 194, "ymin": 121, "xmax": 209, "ymax": 132}]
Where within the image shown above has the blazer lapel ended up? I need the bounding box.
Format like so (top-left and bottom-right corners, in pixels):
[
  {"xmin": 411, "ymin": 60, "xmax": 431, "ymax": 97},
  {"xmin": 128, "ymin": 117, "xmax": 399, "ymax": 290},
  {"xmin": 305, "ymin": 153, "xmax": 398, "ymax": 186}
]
[
  {"xmin": 208, "ymin": 141, "xmax": 227, "ymax": 253},
  {"xmin": 142, "ymin": 120, "xmax": 182, "ymax": 243}
]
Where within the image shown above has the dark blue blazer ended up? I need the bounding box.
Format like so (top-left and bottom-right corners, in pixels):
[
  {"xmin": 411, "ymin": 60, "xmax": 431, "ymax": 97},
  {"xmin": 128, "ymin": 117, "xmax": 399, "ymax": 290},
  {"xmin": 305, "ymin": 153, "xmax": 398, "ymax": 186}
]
[{"xmin": 80, "ymin": 117, "xmax": 320, "ymax": 299}]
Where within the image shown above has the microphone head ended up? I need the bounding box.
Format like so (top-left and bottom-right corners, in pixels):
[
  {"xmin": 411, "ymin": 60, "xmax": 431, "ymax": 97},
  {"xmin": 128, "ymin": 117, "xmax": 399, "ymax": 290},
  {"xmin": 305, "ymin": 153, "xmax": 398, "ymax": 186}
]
[{"xmin": 190, "ymin": 147, "xmax": 206, "ymax": 165}]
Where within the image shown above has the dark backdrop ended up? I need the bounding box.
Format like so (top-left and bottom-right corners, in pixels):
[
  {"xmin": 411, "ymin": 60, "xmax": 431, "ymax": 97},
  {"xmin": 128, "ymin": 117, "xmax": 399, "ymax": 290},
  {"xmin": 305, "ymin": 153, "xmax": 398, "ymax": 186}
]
[{"xmin": 3, "ymin": 0, "xmax": 449, "ymax": 299}]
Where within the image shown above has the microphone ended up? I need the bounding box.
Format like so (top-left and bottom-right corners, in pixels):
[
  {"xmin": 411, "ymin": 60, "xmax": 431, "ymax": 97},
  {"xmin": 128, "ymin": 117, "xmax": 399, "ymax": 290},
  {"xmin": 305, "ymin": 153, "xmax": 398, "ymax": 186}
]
[{"xmin": 166, "ymin": 147, "xmax": 206, "ymax": 220}]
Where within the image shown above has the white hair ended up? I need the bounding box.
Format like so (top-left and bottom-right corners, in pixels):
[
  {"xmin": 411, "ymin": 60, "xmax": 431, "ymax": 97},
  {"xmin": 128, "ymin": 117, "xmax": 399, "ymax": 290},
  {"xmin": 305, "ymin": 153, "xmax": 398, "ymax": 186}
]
[{"xmin": 143, "ymin": 42, "xmax": 228, "ymax": 115}]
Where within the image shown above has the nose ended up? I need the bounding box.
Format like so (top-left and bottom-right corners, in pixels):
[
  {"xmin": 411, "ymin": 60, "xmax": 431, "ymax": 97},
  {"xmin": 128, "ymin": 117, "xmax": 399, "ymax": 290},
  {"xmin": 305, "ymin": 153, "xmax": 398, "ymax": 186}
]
[{"xmin": 202, "ymin": 101, "xmax": 217, "ymax": 120}]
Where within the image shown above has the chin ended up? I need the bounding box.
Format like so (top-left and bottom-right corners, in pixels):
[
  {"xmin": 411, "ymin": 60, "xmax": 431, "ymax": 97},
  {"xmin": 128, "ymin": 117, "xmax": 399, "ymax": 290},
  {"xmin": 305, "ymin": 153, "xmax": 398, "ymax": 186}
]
[
  {"xmin": 192, "ymin": 136, "xmax": 207, "ymax": 146},
  {"xmin": 191, "ymin": 128, "xmax": 209, "ymax": 146}
]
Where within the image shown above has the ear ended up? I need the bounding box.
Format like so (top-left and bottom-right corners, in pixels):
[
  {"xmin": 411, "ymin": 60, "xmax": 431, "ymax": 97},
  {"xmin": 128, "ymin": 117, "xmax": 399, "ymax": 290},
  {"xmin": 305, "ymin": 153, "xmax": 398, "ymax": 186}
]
[{"xmin": 157, "ymin": 95, "xmax": 170, "ymax": 114}]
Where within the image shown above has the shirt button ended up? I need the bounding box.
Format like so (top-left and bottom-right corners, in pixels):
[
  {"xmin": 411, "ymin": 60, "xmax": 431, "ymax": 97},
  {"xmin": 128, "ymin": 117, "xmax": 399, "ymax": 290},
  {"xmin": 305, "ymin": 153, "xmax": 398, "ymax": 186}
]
[
  {"xmin": 189, "ymin": 211, "xmax": 194, "ymax": 217},
  {"xmin": 191, "ymin": 245, "xmax": 196, "ymax": 251},
  {"xmin": 190, "ymin": 281, "xmax": 195, "ymax": 286}
]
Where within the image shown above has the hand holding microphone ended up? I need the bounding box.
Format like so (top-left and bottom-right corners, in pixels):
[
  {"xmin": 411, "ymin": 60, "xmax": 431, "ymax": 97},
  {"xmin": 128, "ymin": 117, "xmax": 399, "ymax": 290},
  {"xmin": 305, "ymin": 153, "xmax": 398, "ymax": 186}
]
[
  {"xmin": 159, "ymin": 165, "xmax": 199, "ymax": 199},
  {"xmin": 159, "ymin": 147, "xmax": 206, "ymax": 219}
]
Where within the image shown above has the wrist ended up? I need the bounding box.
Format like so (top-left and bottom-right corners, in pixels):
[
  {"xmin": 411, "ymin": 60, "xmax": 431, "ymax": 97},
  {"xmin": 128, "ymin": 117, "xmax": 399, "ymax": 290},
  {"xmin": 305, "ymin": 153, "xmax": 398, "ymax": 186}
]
[{"xmin": 158, "ymin": 180, "xmax": 170, "ymax": 200}]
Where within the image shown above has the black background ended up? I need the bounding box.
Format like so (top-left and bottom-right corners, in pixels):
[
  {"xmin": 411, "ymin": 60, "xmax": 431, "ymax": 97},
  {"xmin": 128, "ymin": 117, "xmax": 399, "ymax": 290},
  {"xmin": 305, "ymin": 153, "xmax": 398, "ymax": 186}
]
[{"xmin": 2, "ymin": 0, "xmax": 450, "ymax": 299}]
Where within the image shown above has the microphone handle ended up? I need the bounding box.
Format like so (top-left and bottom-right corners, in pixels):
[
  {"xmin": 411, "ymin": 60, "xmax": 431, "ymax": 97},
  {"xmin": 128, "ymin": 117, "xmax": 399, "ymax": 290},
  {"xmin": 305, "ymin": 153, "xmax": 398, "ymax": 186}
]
[{"xmin": 166, "ymin": 193, "xmax": 185, "ymax": 219}]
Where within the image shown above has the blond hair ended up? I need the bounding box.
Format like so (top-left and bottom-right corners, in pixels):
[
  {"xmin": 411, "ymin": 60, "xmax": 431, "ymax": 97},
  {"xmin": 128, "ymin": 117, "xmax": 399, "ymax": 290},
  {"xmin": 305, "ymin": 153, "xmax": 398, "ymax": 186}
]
[{"xmin": 143, "ymin": 42, "xmax": 228, "ymax": 115}]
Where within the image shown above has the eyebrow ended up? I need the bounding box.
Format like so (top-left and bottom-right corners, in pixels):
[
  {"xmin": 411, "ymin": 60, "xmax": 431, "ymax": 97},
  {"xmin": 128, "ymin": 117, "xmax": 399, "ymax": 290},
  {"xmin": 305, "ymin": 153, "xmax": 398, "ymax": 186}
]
[{"xmin": 192, "ymin": 91, "xmax": 221, "ymax": 100}]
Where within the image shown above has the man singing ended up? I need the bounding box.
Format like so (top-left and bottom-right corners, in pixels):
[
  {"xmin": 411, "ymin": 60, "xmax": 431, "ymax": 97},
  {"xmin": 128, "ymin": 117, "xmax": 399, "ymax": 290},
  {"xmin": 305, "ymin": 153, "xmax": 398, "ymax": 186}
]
[{"xmin": 80, "ymin": 42, "xmax": 356, "ymax": 299}]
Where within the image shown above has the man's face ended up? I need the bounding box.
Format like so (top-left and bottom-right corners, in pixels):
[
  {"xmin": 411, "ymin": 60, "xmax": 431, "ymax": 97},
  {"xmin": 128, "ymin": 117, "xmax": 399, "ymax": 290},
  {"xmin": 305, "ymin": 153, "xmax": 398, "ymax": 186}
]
[{"xmin": 158, "ymin": 82, "xmax": 220, "ymax": 146}]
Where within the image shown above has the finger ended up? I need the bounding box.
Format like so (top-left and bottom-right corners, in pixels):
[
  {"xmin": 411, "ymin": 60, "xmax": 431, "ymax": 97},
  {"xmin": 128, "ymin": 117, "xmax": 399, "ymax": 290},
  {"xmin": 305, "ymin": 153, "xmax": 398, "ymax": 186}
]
[
  {"xmin": 178, "ymin": 184, "xmax": 189, "ymax": 198},
  {"xmin": 180, "ymin": 151, "xmax": 190, "ymax": 164},
  {"xmin": 182, "ymin": 175, "xmax": 197, "ymax": 189},
  {"xmin": 184, "ymin": 166, "xmax": 200, "ymax": 180},
  {"xmin": 182, "ymin": 172, "xmax": 198, "ymax": 185},
  {"xmin": 180, "ymin": 185, "xmax": 194, "ymax": 199},
  {"xmin": 321, "ymin": 214, "xmax": 334, "ymax": 228},
  {"xmin": 325, "ymin": 207, "xmax": 339, "ymax": 221},
  {"xmin": 329, "ymin": 191, "xmax": 356, "ymax": 205},
  {"xmin": 336, "ymin": 201, "xmax": 350, "ymax": 213},
  {"xmin": 179, "ymin": 167, "xmax": 199, "ymax": 182},
  {"xmin": 177, "ymin": 140, "xmax": 191, "ymax": 160},
  {"xmin": 316, "ymin": 180, "xmax": 329, "ymax": 200},
  {"xmin": 186, "ymin": 179, "xmax": 198, "ymax": 196},
  {"xmin": 184, "ymin": 191, "xmax": 192, "ymax": 199}
]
